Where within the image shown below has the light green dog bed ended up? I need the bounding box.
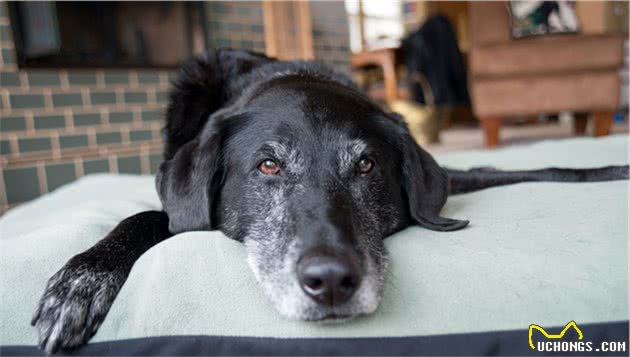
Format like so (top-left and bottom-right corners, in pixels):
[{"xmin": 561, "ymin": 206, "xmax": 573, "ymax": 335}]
[{"xmin": 1, "ymin": 135, "xmax": 628, "ymax": 355}]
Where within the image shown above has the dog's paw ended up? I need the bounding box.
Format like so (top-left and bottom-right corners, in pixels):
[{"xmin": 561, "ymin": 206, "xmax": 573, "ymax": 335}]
[{"xmin": 31, "ymin": 256, "xmax": 122, "ymax": 354}]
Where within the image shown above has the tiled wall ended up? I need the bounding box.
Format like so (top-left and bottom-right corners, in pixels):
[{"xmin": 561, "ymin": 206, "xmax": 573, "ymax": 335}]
[
  {"xmin": 310, "ymin": 1, "xmax": 352, "ymax": 72},
  {"xmin": 206, "ymin": 2, "xmax": 267, "ymax": 53},
  {"xmin": 205, "ymin": 1, "xmax": 351, "ymax": 73},
  {"xmin": 0, "ymin": 2, "xmax": 172, "ymax": 212},
  {"xmin": 1, "ymin": 1, "xmax": 351, "ymax": 212}
]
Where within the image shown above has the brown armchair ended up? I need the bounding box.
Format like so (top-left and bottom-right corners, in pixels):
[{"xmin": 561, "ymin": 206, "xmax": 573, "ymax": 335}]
[{"xmin": 468, "ymin": 2, "xmax": 625, "ymax": 147}]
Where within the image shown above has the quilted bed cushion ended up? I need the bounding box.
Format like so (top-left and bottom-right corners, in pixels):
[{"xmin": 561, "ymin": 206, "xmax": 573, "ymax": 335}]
[{"xmin": 1, "ymin": 135, "xmax": 628, "ymax": 355}]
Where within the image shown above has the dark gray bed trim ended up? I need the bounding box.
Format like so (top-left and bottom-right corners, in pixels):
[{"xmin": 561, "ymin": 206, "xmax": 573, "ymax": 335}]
[{"xmin": 2, "ymin": 321, "xmax": 627, "ymax": 356}]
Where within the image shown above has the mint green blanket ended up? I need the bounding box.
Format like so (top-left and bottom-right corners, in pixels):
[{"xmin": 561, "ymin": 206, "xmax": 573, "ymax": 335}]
[{"xmin": 1, "ymin": 135, "xmax": 627, "ymax": 346}]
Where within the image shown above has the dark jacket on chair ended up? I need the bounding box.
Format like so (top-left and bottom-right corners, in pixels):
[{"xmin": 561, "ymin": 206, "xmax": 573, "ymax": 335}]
[{"xmin": 402, "ymin": 15, "xmax": 470, "ymax": 106}]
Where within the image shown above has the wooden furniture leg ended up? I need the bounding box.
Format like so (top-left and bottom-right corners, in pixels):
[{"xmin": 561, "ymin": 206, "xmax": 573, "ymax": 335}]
[
  {"xmin": 593, "ymin": 111, "xmax": 613, "ymax": 136},
  {"xmin": 481, "ymin": 117, "xmax": 502, "ymax": 148},
  {"xmin": 573, "ymin": 112, "xmax": 588, "ymax": 135},
  {"xmin": 380, "ymin": 50, "xmax": 398, "ymax": 103}
]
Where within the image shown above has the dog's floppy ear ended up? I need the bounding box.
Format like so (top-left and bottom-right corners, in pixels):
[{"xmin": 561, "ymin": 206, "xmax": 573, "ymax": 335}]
[
  {"xmin": 391, "ymin": 113, "xmax": 469, "ymax": 231},
  {"xmin": 156, "ymin": 128, "xmax": 223, "ymax": 234},
  {"xmin": 164, "ymin": 49, "xmax": 272, "ymax": 160},
  {"xmin": 157, "ymin": 49, "xmax": 272, "ymax": 233}
]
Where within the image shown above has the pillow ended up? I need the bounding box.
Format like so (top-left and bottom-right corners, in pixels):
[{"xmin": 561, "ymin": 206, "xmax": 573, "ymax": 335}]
[
  {"xmin": 509, "ymin": 1, "xmax": 579, "ymax": 38},
  {"xmin": 1, "ymin": 136, "xmax": 628, "ymax": 355}
]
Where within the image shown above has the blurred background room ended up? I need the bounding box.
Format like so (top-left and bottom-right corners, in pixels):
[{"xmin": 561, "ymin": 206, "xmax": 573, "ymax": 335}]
[{"xmin": 1, "ymin": 0, "xmax": 628, "ymax": 212}]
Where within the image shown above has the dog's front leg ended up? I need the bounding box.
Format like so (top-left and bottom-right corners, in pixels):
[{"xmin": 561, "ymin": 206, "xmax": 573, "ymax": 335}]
[{"xmin": 31, "ymin": 210, "xmax": 172, "ymax": 354}]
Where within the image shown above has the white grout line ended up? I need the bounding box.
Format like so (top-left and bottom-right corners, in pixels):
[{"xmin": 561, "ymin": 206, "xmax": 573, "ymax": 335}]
[
  {"xmin": 129, "ymin": 70, "xmax": 139, "ymax": 89},
  {"xmin": 81, "ymin": 88, "xmax": 91, "ymax": 107},
  {"xmin": 1, "ymin": 90, "xmax": 10, "ymax": 111},
  {"xmin": 140, "ymin": 148, "xmax": 150, "ymax": 174},
  {"xmin": 87, "ymin": 127, "xmax": 97, "ymax": 149},
  {"xmin": 64, "ymin": 109, "xmax": 73, "ymax": 129},
  {"xmin": 0, "ymin": 167, "xmax": 8, "ymax": 209},
  {"xmin": 43, "ymin": 88, "xmax": 53, "ymax": 110},
  {"xmin": 74, "ymin": 157, "xmax": 84, "ymax": 177},
  {"xmin": 96, "ymin": 70, "xmax": 105, "ymax": 89},
  {"xmin": 36, "ymin": 162, "xmax": 48, "ymax": 194},
  {"xmin": 19, "ymin": 72, "xmax": 28, "ymax": 89},
  {"xmin": 59, "ymin": 70, "xmax": 69, "ymax": 90},
  {"xmin": 51, "ymin": 132, "xmax": 61, "ymax": 159},
  {"xmin": 121, "ymin": 126, "xmax": 130, "ymax": 145},
  {"xmin": 8, "ymin": 134, "xmax": 18, "ymax": 154},
  {"xmin": 108, "ymin": 155, "xmax": 118, "ymax": 174}
]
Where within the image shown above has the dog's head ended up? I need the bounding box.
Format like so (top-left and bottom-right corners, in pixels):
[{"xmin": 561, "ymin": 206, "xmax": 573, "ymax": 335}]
[{"xmin": 156, "ymin": 51, "xmax": 468, "ymax": 321}]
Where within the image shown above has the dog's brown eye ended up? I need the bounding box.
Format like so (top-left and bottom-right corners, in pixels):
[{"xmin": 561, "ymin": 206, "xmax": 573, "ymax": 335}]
[
  {"xmin": 259, "ymin": 159, "xmax": 280, "ymax": 175},
  {"xmin": 357, "ymin": 158, "xmax": 374, "ymax": 175}
]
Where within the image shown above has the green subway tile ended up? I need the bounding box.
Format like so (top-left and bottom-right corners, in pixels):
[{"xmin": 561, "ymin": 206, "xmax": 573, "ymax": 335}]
[
  {"xmin": 96, "ymin": 132, "xmax": 122, "ymax": 145},
  {"xmin": 18, "ymin": 137, "xmax": 51, "ymax": 153},
  {"xmin": 59, "ymin": 134, "xmax": 88, "ymax": 149},
  {"xmin": 3, "ymin": 167, "xmax": 40, "ymax": 204},
  {"xmin": 249, "ymin": 24, "xmax": 263, "ymax": 32},
  {"xmin": 155, "ymin": 91, "xmax": 169, "ymax": 103},
  {"xmin": 0, "ymin": 24, "xmax": 11, "ymax": 42},
  {"xmin": 73, "ymin": 113, "xmax": 101, "ymax": 126},
  {"xmin": 124, "ymin": 91, "xmax": 147, "ymax": 104},
  {"xmin": 149, "ymin": 153, "xmax": 163, "ymax": 173},
  {"xmin": 90, "ymin": 92, "xmax": 116, "ymax": 105},
  {"xmin": 34, "ymin": 114, "xmax": 65, "ymax": 129},
  {"xmin": 0, "ymin": 116, "xmax": 26, "ymax": 131},
  {"xmin": 137, "ymin": 72, "xmax": 160, "ymax": 84},
  {"xmin": 27, "ymin": 71, "xmax": 61, "ymax": 86},
  {"xmin": 226, "ymin": 23, "xmax": 243, "ymax": 31},
  {"xmin": 45, "ymin": 163, "xmax": 76, "ymax": 191},
  {"xmin": 109, "ymin": 111, "xmax": 133, "ymax": 124},
  {"xmin": 235, "ymin": 6, "xmax": 250, "ymax": 15},
  {"xmin": 117, "ymin": 156, "xmax": 142, "ymax": 174},
  {"xmin": 0, "ymin": 71, "xmax": 20, "ymax": 86},
  {"xmin": 83, "ymin": 159, "xmax": 110, "ymax": 174},
  {"xmin": 104, "ymin": 72, "xmax": 129, "ymax": 85},
  {"xmin": 130, "ymin": 129, "xmax": 152, "ymax": 142},
  {"xmin": 0, "ymin": 139, "xmax": 11, "ymax": 155},
  {"xmin": 68, "ymin": 73, "xmax": 97, "ymax": 85},
  {"xmin": 52, "ymin": 93, "xmax": 83, "ymax": 107},
  {"xmin": 141, "ymin": 110, "xmax": 161, "ymax": 122},
  {"xmin": 1, "ymin": 48, "xmax": 15, "ymax": 65},
  {"xmin": 213, "ymin": 3, "xmax": 230, "ymax": 13},
  {"xmin": 216, "ymin": 39, "xmax": 231, "ymax": 48},
  {"xmin": 10, "ymin": 94, "xmax": 45, "ymax": 109}
]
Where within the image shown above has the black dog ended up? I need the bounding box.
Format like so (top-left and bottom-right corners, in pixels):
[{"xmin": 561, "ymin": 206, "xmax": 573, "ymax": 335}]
[{"xmin": 31, "ymin": 49, "xmax": 628, "ymax": 354}]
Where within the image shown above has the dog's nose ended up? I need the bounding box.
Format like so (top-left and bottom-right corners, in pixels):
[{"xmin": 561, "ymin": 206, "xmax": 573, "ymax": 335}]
[{"xmin": 297, "ymin": 250, "xmax": 361, "ymax": 306}]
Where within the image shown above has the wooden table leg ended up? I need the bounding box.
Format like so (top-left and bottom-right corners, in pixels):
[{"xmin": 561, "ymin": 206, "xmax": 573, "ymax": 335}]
[
  {"xmin": 381, "ymin": 52, "xmax": 398, "ymax": 103},
  {"xmin": 481, "ymin": 117, "xmax": 502, "ymax": 148},
  {"xmin": 593, "ymin": 111, "xmax": 613, "ymax": 136},
  {"xmin": 573, "ymin": 112, "xmax": 588, "ymax": 135}
]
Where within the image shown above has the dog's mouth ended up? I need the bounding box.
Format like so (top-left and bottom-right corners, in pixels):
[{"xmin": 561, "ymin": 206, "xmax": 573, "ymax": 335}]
[
  {"xmin": 319, "ymin": 313, "xmax": 353, "ymax": 322},
  {"xmin": 245, "ymin": 236, "xmax": 386, "ymax": 322},
  {"xmin": 304, "ymin": 312, "xmax": 354, "ymax": 322}
]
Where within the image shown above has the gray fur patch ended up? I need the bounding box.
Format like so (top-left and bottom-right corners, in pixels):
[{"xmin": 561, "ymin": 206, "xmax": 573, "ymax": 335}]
[{"xmin": 338, "ymin": 139, "xmax": 367, "ymax": 172}]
